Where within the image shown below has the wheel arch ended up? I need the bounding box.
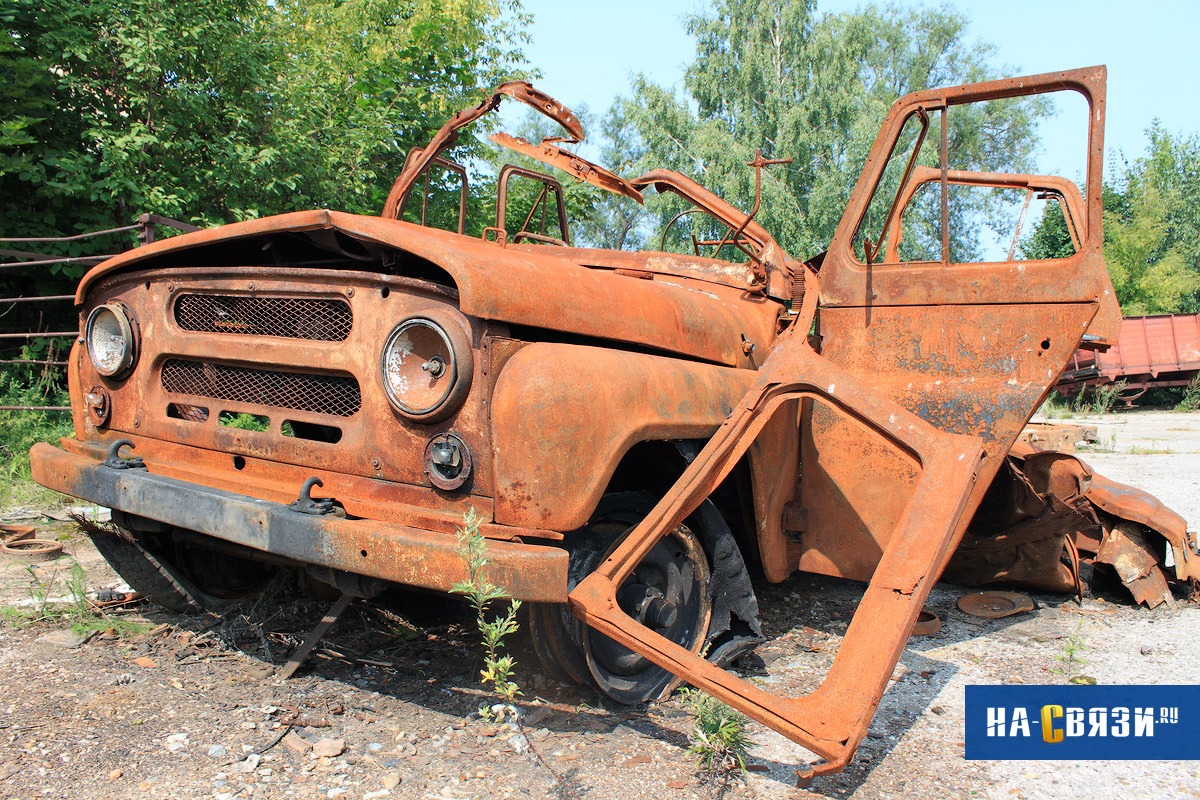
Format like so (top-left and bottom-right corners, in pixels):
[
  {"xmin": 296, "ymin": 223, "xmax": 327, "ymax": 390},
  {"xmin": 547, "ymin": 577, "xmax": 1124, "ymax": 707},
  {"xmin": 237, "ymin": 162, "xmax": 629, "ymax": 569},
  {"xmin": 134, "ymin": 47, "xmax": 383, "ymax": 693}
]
[{"xmin": 490, "ymin": 342, "xmax": 757, "ymax": 532}]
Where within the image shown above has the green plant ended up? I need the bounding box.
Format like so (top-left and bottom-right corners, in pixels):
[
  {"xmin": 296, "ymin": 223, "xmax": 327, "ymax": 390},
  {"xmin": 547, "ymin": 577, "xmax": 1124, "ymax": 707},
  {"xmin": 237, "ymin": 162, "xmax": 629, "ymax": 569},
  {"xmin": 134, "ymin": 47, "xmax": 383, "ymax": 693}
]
[
  {"xmin": 1039, "ymin": 391, "xmax": 1074, "ymax": 419},
  {"xmin": 0, "ymin": 363, "xmax": 74, "ymax": 507},
  {"xmin": 1177, "ymin": 374, "xmax": 1200, "ymax": 412},
  {"xmin": 679, "ymin": 686, "xmax": 754, "ymax": 790},
  {"xmin": 450, "ymin": 508, "xmax": 523, "ymax": 707},
  {"xmin": 2, "ymin": 558, "xmax": 148, "ymax": 637},
  {"xmin": 1051, "ymin": 626, "xmax": 1095, "ymax": 684}
]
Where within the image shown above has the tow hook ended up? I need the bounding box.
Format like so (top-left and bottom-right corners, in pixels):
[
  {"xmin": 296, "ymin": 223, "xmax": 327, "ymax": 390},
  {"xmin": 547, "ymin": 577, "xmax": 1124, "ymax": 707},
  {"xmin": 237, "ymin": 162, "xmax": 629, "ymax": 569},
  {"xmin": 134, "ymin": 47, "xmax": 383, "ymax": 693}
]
[
  {"xmin": 101, "ymin": 439, "xmax": 146, "ymax": 470},
  {"xmin": 289, "ymin": 476, "xmax": 335, "ymax": 515}
]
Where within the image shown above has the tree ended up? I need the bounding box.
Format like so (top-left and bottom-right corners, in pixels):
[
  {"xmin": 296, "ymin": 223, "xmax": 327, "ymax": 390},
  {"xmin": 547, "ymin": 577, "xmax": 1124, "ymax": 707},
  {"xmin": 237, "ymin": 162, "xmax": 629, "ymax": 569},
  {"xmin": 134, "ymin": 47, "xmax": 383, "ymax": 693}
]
[
  {"xmin": 0, "ymin": 0, "xmax": 531, "ymax": 244},
  {"xmin": 1025, "ymin": 123, "xmax": 1200, "ymax": 314},
  {"xmin": 619, "ymin": 1, "xmax": 1049, "ymax": 259}
]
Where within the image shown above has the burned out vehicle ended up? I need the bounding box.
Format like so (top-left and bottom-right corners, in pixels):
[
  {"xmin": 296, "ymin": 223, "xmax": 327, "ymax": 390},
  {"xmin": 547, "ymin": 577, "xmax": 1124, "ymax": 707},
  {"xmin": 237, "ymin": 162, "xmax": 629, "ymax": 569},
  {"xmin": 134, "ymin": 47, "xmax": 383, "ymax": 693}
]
[{"xmin": 30, "ymin": 66, "xmax": 1197, "ymax": 780}]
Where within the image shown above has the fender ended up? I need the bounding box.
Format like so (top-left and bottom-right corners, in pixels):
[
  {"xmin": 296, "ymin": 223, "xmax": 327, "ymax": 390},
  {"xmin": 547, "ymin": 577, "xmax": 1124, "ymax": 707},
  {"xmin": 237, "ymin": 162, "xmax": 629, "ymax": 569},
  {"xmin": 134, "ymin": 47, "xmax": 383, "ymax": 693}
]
[{"xmin": 490, "ymin": 343, "xmax": 756, "ymax": 531}]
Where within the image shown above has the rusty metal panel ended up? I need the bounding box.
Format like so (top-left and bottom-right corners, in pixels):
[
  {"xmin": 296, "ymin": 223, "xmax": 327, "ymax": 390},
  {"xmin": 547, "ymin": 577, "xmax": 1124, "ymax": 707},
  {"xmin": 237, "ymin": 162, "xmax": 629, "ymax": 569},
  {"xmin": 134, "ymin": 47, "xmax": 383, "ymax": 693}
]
[
  {"xmin": 799, "ymin": 304, "xmax": 1101, "ymax": 582},
  {"xmin": 490, "ymin": 343, "xmax": 756, "ymax": 531},
  {"xmin": 30, "ymin": 442, "xmax": 568, "ymax": 602}
]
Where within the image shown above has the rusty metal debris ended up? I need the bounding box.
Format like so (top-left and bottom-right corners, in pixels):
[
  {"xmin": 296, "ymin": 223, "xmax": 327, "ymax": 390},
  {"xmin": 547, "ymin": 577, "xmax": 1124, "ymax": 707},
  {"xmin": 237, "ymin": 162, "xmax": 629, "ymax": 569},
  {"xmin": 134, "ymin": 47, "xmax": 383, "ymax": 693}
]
[
  {"xmin": 911, "ymin": 609, "xmax": 942, "ymax": 635},
  {"xmin": 1017, "ymin": 421, "xmax": 1098, "ymax": 453},
  {"xmin": 1, "ymin": 535, "xmax": 63, "ymax": 563},
  {"xmin": 26, "ymin": 64, "xmax": 1195, "ymax": 783},
  {"xmin": 947, "ymin": 442, "xmax": 1196, "ymax": 608},
  {"xmin": 957, "ymin": 591, "xmax": 1035, "ymax": 619}
]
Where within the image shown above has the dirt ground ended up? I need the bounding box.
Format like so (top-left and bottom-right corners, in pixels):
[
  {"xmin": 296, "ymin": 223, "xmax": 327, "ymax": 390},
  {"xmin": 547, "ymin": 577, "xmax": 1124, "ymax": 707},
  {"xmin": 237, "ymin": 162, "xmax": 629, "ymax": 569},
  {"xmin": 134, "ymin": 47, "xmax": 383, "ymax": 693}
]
[{"xmin": 1, "ymin": 410, "xmax": 1197, "ymax": 800}]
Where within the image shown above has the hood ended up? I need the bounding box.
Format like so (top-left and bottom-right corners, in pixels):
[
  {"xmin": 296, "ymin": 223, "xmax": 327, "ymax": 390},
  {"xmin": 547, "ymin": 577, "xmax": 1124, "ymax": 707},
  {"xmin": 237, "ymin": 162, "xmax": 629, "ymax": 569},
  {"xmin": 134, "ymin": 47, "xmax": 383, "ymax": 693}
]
[{"xmin": 77, "ymin": 210, "xmax": 781, "ymax": 367}]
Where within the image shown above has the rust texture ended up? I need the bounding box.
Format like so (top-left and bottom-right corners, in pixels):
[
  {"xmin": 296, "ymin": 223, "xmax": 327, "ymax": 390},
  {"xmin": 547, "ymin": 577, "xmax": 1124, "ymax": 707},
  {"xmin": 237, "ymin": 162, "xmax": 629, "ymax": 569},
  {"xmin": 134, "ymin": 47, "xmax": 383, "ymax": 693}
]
[{"xmin": 30, "ymin": 64, "xmax": 1197, "ymax": 782}]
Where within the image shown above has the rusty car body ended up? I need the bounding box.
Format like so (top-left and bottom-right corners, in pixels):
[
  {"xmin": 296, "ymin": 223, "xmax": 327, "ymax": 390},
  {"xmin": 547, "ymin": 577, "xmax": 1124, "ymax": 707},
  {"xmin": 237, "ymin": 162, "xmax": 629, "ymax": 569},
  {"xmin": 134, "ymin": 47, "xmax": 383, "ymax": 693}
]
[{"xmin": 30, "ymin": 65, "xmax": 1196, "ymax": 781}]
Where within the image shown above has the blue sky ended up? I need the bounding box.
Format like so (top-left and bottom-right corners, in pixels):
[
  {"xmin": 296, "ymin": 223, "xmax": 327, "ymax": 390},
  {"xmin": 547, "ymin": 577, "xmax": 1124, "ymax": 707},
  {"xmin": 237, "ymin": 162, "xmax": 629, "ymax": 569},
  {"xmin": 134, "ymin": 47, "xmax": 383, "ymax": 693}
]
[{"xmin": 511, "ymin": 0, "xmax": 1200, "ymax": 184}]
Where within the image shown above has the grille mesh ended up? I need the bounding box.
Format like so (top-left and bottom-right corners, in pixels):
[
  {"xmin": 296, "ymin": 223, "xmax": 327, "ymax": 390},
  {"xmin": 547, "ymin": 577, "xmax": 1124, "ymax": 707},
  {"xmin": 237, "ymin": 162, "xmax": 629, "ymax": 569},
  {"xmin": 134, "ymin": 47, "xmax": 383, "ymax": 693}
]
[
  {"xmin": 161, "ymin": 359, "xmax": 361, "ymax": 417},
  {"xmin": 174, "ymin": 295, "xmax": 352, "ymax": 341}
]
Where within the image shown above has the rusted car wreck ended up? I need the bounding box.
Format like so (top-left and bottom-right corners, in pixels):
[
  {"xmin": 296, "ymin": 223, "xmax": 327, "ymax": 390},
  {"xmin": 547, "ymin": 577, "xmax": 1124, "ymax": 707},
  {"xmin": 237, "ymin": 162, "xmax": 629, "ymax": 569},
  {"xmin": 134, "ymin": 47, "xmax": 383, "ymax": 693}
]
[{"xmin": 31, "ymin": 66, "xmax": 1197, "ymax": 781}]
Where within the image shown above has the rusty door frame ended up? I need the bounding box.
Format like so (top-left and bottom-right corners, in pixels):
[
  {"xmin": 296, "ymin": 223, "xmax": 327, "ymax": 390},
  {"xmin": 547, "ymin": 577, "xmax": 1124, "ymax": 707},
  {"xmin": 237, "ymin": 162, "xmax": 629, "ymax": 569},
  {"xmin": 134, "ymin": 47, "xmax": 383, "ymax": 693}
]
[
  {"xmin": 569, "ymin": 327, "xmax": 984, "ymax": 780},
  {"xmin": 567, "ymin": 66, "xmax": 1116, "ymax": 782}
]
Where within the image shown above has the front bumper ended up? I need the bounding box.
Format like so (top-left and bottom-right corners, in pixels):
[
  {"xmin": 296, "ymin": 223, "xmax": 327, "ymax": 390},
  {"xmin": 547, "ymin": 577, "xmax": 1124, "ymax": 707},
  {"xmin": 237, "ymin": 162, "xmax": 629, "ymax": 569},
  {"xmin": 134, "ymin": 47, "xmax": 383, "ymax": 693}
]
[{"xmin": 31, "ymin": 442, "xmax": 568, "ymax": 602}]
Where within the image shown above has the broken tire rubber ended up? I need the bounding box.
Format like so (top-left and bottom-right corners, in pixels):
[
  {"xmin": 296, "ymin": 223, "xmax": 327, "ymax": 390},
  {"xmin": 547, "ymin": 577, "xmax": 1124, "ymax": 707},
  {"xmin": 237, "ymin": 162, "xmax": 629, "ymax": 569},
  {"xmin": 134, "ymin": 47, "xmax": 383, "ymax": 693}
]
[{"xmin": 88, "ymin": 527, "xmax": 244, "ymax": 613}]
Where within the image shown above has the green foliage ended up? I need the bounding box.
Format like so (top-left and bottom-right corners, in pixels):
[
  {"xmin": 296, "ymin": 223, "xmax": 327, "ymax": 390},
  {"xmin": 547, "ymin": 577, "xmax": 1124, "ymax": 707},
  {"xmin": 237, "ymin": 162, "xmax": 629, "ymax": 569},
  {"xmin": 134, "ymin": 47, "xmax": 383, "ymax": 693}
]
[
  {"xmin": 2, "ymin": 555, "xmax": 152, "ymax": 635},
  {"xmin": 1, "ymin": 0, "xmax": 531, "ymax": 242},
  {"xmin": 451, "ymin": 508, "xmax": 522, "ymax": 705},
  {"xmin": 1177, "ymin": 375, "xmax": 1200, "ymax": 412},
  {"xmin": 1052, "ymin": 627, "xmax": 1094, "ymax": 684},
  {"xmin": 679, "ymin": 687, "xmax": 753, "ymax": 781},
  {"xmin": 218, "ymin": 412, "xmax": 270, "ymax": 432},
  {"xmin": 1071, "ymin": 379, "xmax": 1126, "ymax": 415},
  {"xmin": 1026, "ymin": 124, "xmax": 1200, "ymax": 314},
  {"xmin": 0, "ymin": 364, "xmax": 73, "ymax": 506},
  {"xmin": 618, "ymin": 1, "xmax": 1049, "ymax": 259}
]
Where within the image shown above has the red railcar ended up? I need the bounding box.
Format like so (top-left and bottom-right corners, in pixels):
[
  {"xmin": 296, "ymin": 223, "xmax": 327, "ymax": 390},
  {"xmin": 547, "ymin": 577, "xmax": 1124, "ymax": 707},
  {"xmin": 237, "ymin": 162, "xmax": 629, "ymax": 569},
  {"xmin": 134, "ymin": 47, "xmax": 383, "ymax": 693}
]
[{"xmin": 1058, "ymin": 312, "xmax": 1200, "ymax": 398}]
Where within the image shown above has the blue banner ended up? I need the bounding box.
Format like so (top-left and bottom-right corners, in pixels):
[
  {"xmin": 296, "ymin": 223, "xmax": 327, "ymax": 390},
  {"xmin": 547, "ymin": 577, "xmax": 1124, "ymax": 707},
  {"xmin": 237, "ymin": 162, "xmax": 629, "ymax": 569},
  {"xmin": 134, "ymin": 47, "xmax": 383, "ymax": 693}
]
[{"xmin": 965, "ymin": 685, "xmax": 1200, "ymax": 760}]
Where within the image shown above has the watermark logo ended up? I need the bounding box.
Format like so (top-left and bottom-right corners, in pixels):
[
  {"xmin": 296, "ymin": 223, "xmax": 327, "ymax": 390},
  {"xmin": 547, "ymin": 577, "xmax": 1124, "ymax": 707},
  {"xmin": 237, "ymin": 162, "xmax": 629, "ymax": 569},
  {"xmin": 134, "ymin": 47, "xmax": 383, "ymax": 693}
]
[{"xmin": 966, "ymin": 685, "xmax": 1198, "ymax": 760}]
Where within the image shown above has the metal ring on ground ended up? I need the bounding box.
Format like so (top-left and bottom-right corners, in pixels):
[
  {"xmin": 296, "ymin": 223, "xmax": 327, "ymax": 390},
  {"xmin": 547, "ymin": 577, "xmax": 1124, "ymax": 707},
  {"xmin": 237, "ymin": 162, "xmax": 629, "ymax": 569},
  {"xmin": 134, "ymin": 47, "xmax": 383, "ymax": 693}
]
[
  {"xmin": 1, "ymin": 538, "xmax": 65, "ymax": 563},
  {"xmin": 957, "ymin": 590, "xmax": 1034, "ymax": 619}
]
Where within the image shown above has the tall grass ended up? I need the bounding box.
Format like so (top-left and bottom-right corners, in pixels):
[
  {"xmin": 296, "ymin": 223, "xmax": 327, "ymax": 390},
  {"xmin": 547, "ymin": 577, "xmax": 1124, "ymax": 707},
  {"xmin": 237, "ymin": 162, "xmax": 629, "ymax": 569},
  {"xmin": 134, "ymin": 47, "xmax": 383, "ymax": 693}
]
[{"xmin": 0, "ymin": 364, "xmax": 74, "ymax": 508}]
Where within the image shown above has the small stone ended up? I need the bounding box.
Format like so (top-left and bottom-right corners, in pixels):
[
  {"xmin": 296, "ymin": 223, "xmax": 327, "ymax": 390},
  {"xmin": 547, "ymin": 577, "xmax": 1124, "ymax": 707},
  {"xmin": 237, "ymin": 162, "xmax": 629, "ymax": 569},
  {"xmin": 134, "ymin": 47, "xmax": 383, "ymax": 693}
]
[
  {"xmin": 283, "ymin": 732, "xmax": 312, "ymax": 754},
  {"xmin": 1141, "ymin": 646, "xmax": 1153, "ymax": 655},
  {"xmin": 163, "ymin": 733, "xmax": 189, "ymax": 752},
  {"xmin": 382, "ymin": 772, "xmax": 402, "ymax": 791},
  {"xmin": 931, "ymin": 706, "xmax": 947, "ymax": 715},
  {"xmin": 328, "ymin": 789, "xmax": 348, "ymax": 798},
  {"xmin": 35, "ymin": 629, "xmax": 89, "ymax": 649},
  {"xmin": 208, "ymin": 744, "xmax": 227, "ymax": 758},
  {"xmin": 108, "ymin": 768, "xmax": 122, "ymax": 780},
  {"xmin": 240, "ymin": 721, "xmax": 257, "ymax": 730},
  {"xmin": 235, "ymin": 753, "xmax": 261, "ymax": 774},
  {"xmin": 367, "ymin": 742, "xmax": 383, "ymax": 752},
  {"xmin": 363, "ymin": 791, "xmax": 391, "ymax": 800},
  {"xmin": 312, "ymin": 738, "xmax": 345, "ymax": 758}
]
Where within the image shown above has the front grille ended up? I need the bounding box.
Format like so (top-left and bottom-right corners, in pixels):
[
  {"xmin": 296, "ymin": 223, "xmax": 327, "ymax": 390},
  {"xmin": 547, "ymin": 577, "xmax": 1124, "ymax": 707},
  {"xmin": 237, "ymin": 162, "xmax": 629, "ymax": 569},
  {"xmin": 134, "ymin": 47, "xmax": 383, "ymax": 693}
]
[
  {"xmin": 161, "ymin": 359, "xmax": 361, "ymax": 417},
  {"xmin": 174, "ymin": 294, "xmax": 352, "ymax": 341}
]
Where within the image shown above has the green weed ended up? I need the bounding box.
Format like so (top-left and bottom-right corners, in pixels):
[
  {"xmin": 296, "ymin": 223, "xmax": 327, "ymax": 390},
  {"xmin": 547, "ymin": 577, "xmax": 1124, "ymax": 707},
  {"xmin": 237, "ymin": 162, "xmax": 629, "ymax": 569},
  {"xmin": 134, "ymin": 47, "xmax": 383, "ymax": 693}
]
[
  {"xmin": 1068, "ymin": 380, "xmax": 1127, "ymax": 415},
  {"xmin": 1177, "ymin": 374, "xmax": 1200, "ymax": 412},
  {"xmin": 1051, "ymin": 626, "xmax": 1095, "ymax": 684},
  {"xmin": 1, "ymin": 558, "xmax": 149, "ymax": 637},
  {"xmin": 450, "ymin": 508, "xmax": 522, "ymax": 708},
  {"xmin": 679, "ymin": 686, "xmax": 754, "ymax": 789},
  {"xmin": 0, "ymin": 361, "xmax": 74, "ymax": 507}
]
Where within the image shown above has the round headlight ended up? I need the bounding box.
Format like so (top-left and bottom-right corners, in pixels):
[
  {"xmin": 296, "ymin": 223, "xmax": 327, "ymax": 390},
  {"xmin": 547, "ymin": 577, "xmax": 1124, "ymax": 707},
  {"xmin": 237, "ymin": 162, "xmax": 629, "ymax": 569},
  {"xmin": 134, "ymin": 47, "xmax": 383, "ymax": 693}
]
[
  {"xmin": 85, "ymin": 303, "xmax": 138, "ymax": 378},
  {"xmin": 381, "ymin": 315, "xmax": 472, "ymax": 421}
]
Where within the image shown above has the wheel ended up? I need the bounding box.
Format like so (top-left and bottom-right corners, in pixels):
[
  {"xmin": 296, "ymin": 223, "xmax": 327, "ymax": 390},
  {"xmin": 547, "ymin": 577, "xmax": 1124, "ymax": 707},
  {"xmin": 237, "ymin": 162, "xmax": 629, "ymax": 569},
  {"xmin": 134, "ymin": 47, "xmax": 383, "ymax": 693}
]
[
  {"xmin": 530, "ymin": 492, "xmax": 713, "ymax": 704},
  {"xmin": 89, "ymin": 515, "xmax": 274, "ymax": 613}
]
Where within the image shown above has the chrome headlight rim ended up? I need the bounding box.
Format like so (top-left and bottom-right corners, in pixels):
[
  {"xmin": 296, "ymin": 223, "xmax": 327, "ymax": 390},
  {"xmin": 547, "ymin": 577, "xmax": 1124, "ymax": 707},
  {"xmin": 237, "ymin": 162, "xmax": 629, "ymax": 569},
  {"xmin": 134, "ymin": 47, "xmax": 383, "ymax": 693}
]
[
  {"xmin": 85, "ymin": 302, "xmax": 139, "ymax": 379},
  {"xmin": 380, "ymin": 312, "xmax": 472, "ymax": 422}
]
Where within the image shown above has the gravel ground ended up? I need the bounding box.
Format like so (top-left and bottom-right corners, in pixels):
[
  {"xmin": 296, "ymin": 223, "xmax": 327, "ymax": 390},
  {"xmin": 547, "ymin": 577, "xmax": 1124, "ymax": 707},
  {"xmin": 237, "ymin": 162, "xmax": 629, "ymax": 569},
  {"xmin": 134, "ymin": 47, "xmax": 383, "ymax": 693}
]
[{"xmin": 1, "ymin": 410, "xmax": 1197, "ymax": 800}]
